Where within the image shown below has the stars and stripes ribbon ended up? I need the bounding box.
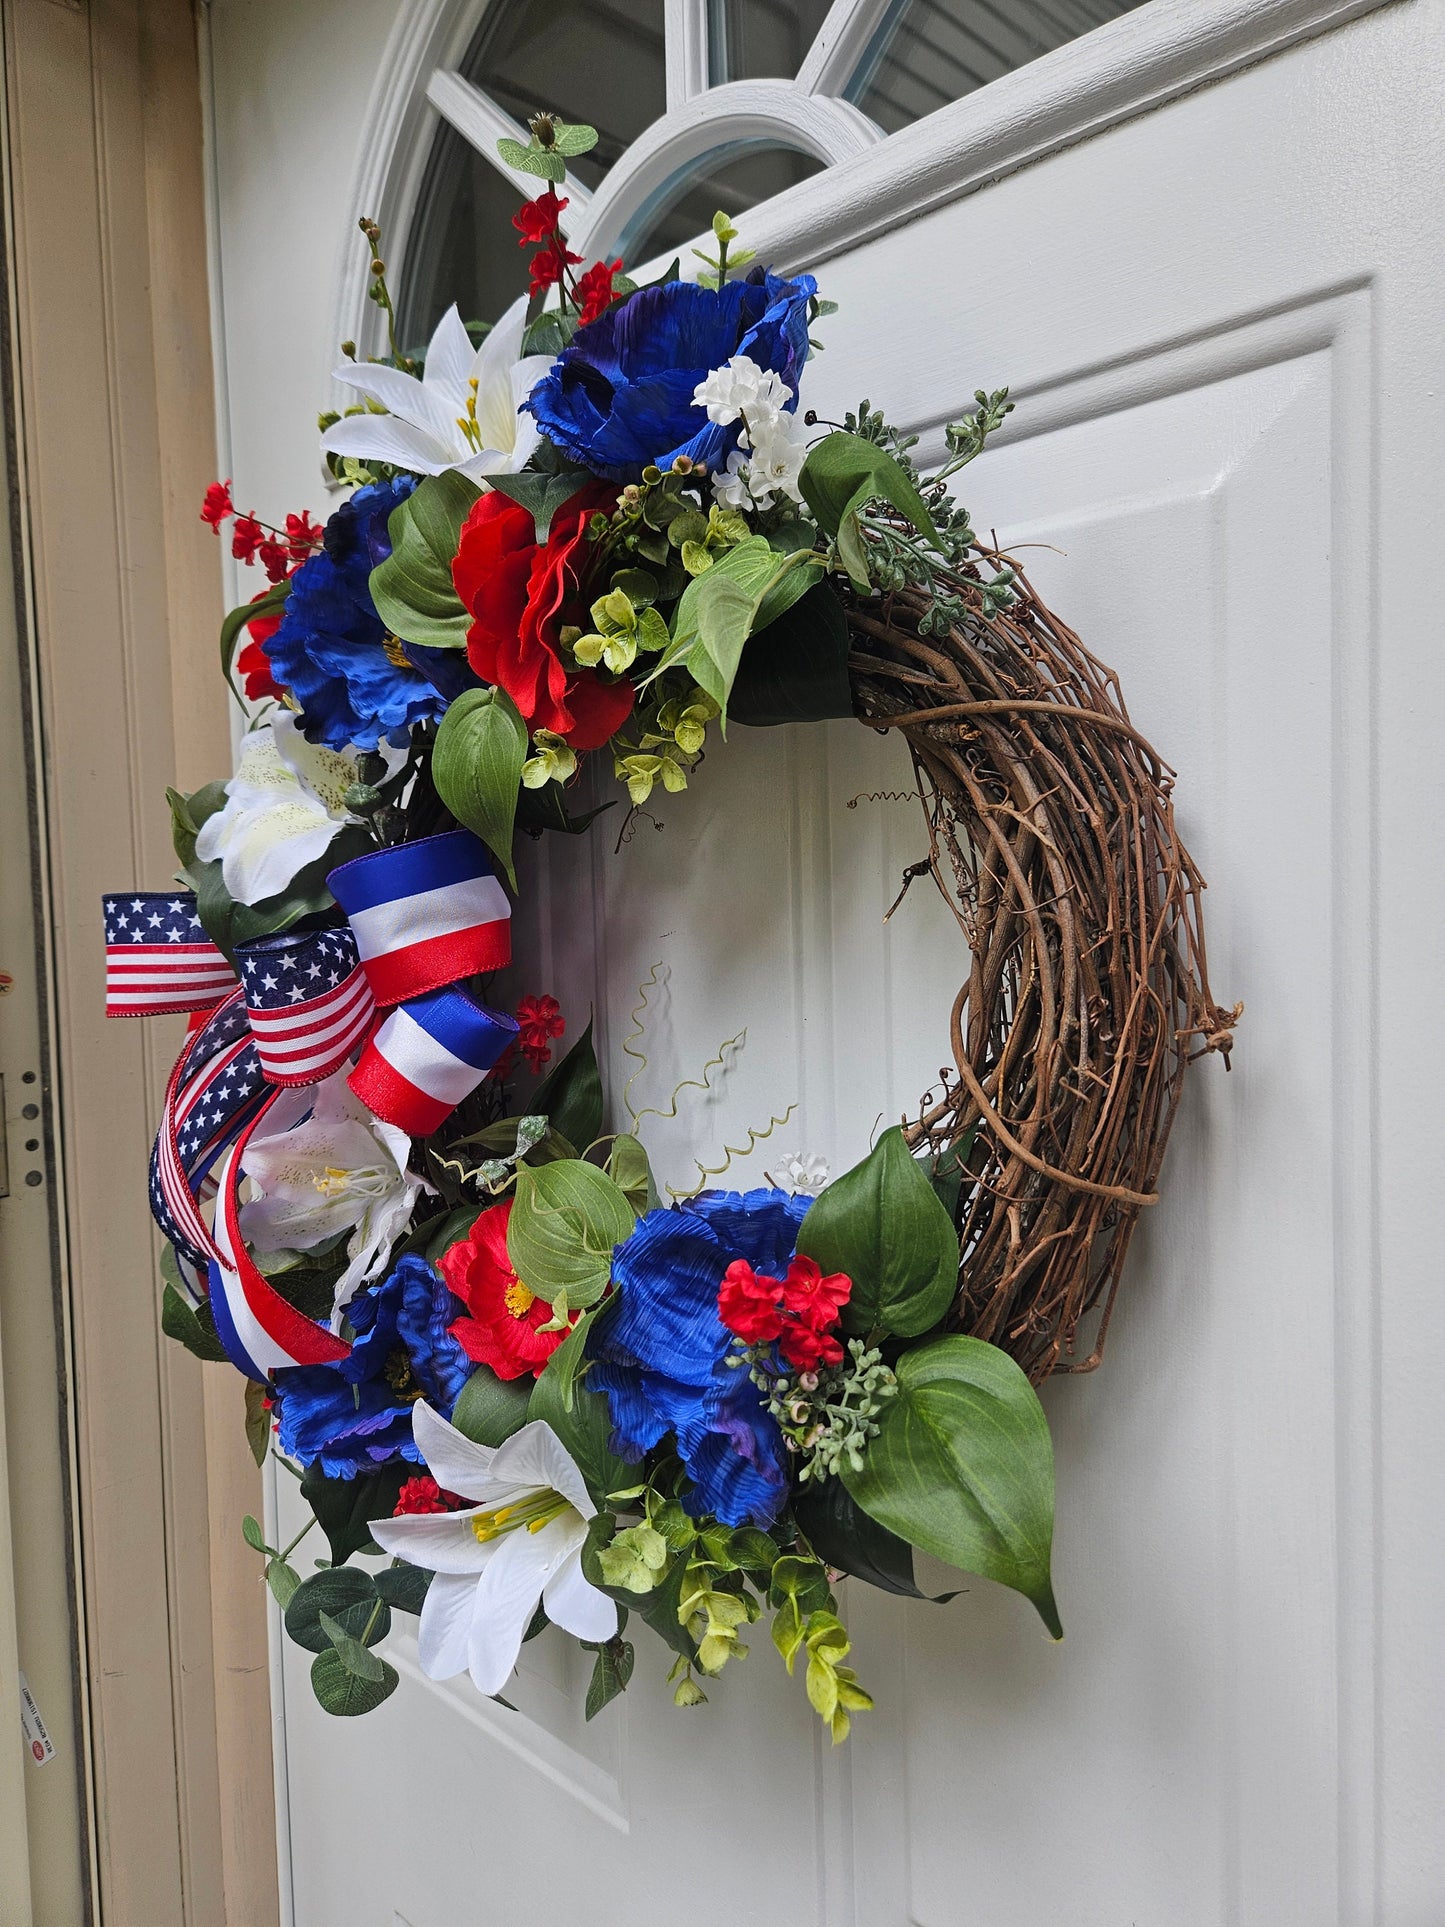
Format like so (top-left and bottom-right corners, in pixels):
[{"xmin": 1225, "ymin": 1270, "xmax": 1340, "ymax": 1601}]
[
  {"xmin": 235, "ymin": 925, "xmax": 376, "ymax": 1086},
  {"xmin": 349, "ymin": 985, "xmax": 518, "ymax": 1136},
  {"xmin": 104, "ymin": 892, "xmax": 236, "ymax": 1016},
  {"xmin": 327, "ymin": 829, "xmax": 511, "ymax": 1007},
  {"xmin": 148, "ymin": 991, "xmax": 351, "ymax": 1377}
]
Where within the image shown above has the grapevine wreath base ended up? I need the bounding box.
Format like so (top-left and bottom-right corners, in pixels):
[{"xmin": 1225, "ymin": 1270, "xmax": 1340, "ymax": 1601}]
[
  {"xmin": 847, "ymin": 563, "xmax": 1237, "ymax": 1382},
  {"xmin": 105, "ymin": 108, "xmax": 1236, "ymax": 1742}
]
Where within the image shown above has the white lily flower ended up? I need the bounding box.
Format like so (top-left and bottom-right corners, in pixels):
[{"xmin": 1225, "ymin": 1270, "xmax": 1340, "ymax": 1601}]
[
  {"xmin": 194, "ymin": 712, "xmax": 401, "ymax": 907},
  {"xmin": 239, "ymin": 1071, "xmax": 426, "ymax": 1321},
  {"xmin": 371, "ymin": 1406, "xmax": 618, "ymax": 1698},
  {"xmin": 321, "ymin": 301, "xmax": 552, "ymax": 482}
]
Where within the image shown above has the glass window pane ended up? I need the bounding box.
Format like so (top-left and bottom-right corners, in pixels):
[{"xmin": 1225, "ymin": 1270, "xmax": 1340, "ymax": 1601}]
[
  {"xmin": 458, "ymin": 0, "xmax": 668, "ymax": 188},
  {"xmin": 852, "ymin": 0, "xmax": 1150, "ymax": 135},
  {"xmin": 397, "ymin": 121, "xmax": 530, "ymax": 352},
  {"xmin": 623, "ymin": 141, "xmax": 825, "ymax": 266},
  {"xmin": 707, "ymin": 0, "xmax": 834, "ymax": 84}
]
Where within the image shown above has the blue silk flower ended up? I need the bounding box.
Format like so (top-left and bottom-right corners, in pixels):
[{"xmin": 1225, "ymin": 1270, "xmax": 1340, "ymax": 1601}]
[
  {"xmin": 586, "ymin": 1187, "xmax": 812, "ymax": 1528},
  {"xmin": 525, "ymin": 268, "xmax": 817, "ymax": 483},
  {"xmin": 270, "ymin": 1253, "xmax": 472, "ymax": 1478},
  {"xmin": 264, "ymin": 475, "xmax": 477, "ymax": 751}
]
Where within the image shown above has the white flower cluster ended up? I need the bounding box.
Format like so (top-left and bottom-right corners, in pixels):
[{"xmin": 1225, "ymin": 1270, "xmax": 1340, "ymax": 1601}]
[{"xmin": 691, "ymin": 353, "xmax": 809, "ymax": 511}]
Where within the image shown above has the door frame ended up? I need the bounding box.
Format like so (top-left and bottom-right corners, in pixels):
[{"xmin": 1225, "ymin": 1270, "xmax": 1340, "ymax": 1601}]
[{"xmin": 1, "ymin": 1, "xmax": 276, "ymax": 1919}]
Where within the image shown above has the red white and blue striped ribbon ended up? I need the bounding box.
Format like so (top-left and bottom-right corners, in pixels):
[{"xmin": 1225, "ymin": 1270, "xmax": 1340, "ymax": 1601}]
[
  {"xmin": 235, "ymin": 925, "xmax": 377, "ymax": 1086},
  {"xmin": 349, "ymin": 985, "xmax": 518, "ymax": 1136},
  {"xmin": 104, "ymin": 891, "xmax": 236, "ymax": 1016},
  {"xmin": 207, "ymin": 1111, "xmax": 352, "ymax": 1380},
  {"xmin": 327, "ymin": 829, "xmax": 511, "ymax": 1007}
]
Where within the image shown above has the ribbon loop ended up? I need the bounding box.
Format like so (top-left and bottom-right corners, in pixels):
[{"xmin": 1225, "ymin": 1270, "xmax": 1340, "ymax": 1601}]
[
  {"xmin": 349, "ymin": 986, "xmax": 518, "ymax": 1135},
  {"xmin": 327, "ymin": 829, "xmax": 511, "ymax": 1006},
  {"xmin": 235, "ymin": 924, "xmax": 376, "ymax": 1086},
  {"xmin": 104, "ymin": 890, "xmax": 236, "ymax": 1016}
]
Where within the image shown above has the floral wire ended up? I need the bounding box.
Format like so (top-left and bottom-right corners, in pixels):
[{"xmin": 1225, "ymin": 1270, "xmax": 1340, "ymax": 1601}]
[{"xmin": 665, "ymin": 1103, "xmax": 798, "ymax": 1202}]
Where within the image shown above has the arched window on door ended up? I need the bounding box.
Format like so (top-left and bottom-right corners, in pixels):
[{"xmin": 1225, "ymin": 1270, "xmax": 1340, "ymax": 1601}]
[{"xmin": 371, "ymin": 0, "xmax": 1150, "ymax": 349}]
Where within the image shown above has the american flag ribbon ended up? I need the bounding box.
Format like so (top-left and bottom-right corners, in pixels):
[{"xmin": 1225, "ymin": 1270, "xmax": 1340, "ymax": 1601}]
[
  {"xmin": 103, "ymin": 891, "xmax": 237, "ymax": 1016},
  {"xmin": 148, "ymin": 990, "xmax": 269, "ymax": 1275},
  {"xmin": 235, "ymin": 925, "xmax": 376, "ymax": 1086},
  {"xmin": 327, "ymin": 829, "xmax": 511, "ymax": 1007},
  {"xmin": 349, "ymin": 984, "xmax": 518, "ymax": 1135}
]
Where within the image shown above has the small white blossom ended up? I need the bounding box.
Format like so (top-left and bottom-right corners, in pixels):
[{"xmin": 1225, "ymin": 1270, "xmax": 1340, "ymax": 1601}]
[
  {"xmin": 710, "ymin": 410, "xmax": 810, "ymax": 511},
  {"xmin": 773, "ymin": 1151, "xmax": 830, "ymax": 1195},
  {"xmin": 692, "ymin": 354, "xmax": 791, "ymax": 439}
]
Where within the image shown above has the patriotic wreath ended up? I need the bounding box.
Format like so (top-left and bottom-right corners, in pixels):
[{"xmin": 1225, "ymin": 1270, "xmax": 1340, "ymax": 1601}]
[{"xmin": 110, "ymin": 113, "xmax": 1234, "ymax": 1738}]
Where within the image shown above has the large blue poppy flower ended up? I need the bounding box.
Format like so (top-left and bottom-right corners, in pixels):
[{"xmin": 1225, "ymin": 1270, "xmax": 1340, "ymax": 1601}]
[
  {"xmin": 586, "ymin": 1187, "xmax": 811, "ymax": 1528},
  {"xmin": 525, "ymin": 268, "xmax": 817, "ymax": 483},
  {"xmin": 270, "ymin": 1253, "xmax": 472, "ymax": 1479},
  {"xmin": 264, "ymin": 476, "xmax": 472, "ymax": 750}
]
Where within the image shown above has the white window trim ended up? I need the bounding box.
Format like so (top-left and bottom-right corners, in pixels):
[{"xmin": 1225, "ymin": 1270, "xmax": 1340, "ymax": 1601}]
[{"xmin": 331, "ymin": 0, "xmax": 1394, "ymax": 370}]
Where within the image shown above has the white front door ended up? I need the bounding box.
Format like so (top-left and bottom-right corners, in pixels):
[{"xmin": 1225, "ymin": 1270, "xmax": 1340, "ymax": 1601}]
[{"xmin": 209, "ymin": 1, "xmax": 1445, "ymax": 1920}]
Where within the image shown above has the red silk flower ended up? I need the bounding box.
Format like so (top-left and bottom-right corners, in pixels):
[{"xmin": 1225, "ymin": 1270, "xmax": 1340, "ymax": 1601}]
[
  {"xmin": 441, "ymin": 1198, "xmax": 576, "ymax": 1381},
  {"xmin": 577, "ymin": 258, "xmax": 624, "ymax": 326},
  {"xmin": 718, "ymin": 1254, "xmax": 852, "ymax": 1372},
  {"xmin": 453, "ymin": 482, "xmax": 633, "ymax": 750},
  {"xmin": 235, "ymin": 593, "xmax": 286, "ymax": 702}
]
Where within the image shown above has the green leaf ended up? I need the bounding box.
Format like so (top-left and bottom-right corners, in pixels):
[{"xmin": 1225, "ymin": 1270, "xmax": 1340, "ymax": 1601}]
[
  {"xmin": 649, "ymin": 537, "xmax": 809, "ymax": 729},
  {"xmin": 241, "ymin": 1514, "xmax": 267, "ymax": 1553},
  {"xmin": 797, "ymin": 1126, "xmax": 959, "ymax": 1338},
  {"xmin": 309, "ymin": 1646, "xmax": 399, "ymax": 1717},
  {"xmin": 373, "ymin": 1562, "xmax": 432, "ymax": 1615},
  {"xmin": 496, "ymin": 137, "xmax": 566, "ymax": 183},
  {"xmin": 582, "ymin": 1519, "xmax": 698, "ymax": 1664},
  {"xmin": 299, "ymin": 1459, "xmax": 409, "ymax": 1565},
  {"xmin": 530, "ymin": 1304, "xmax": 602, "ymax": 1416},
  {"xmin": 318, "ymin": 1609, "xmax": 386, "ymax": 1682},
  {"xmin": 283, "ymin": 1566, "xmax": 390, "ymax": 1653},
  {"xmin": 431, "ymin": 685, "xmax": 527, "ymax": 888},
  {"xmin": 605, "ymin": 1133, "xmax": 659, "ymax": 1216},
  {"xmin": 528, "ymin": 1345, "xmax": 628, "ymax": 1507},
  {"xmin": 929, "ymin": 1127, "xmax": 977, "ymax": 1223},
  {"xmin": 265, "ymin": 1560, "xmax": 301, "ymax": 1608},
  {"xmin": 841, "ymin": 1335, "xmax": 1061, "ymax": 1637},
  {"xmin": 516, "ymin": 779, "xmax": 615, "ymax": 840},
  {"xmin": 584, "ymin": 1639, "xmax": 634, "ymax": 1720},
  {"xmin": 220, "ymin": 580, "xmax": 289, "ymax": 702},
  {"xmin": 793, "ymin": 1481, "xmax": 956, "ymax": 1601},
  {"xmin": 753, "ymin": 552, "xmax": 825, "ymax": 634},
  {"xmin": 521, "ymin": 310, "xmax": 577, "ymax": 358},
  {"xmin": 160, "ymin": 1276, "xmax": 230, "ymax": 1363},
  {"xmin": 416, "ymin": 1203, "xmax": 483, "ymax": 1263},
  {"xmin": 369, "ymin": 470, "xmax": 480, "ymax": 649},
  {"xmin": 550, "ymin": 120, "xmax": 598, "ymax": 157},
  {"xmin": 244, "ymin": 1379, "xmax": 270, "ymax": 1466},
  {"xmin": 483, "ymin": 468, "xmax": 594, "ymax": 544},
  {"xmin": 525, "ymin": 1019, "xmax": 603, "ymax": 1151},
  {"xmin": 798, "ymin": 432, "xmax": 944, "ymax": 591},
  {"xmin": 508, "ymin": 1158, "xmax": 634, "ymax": 1311},
  {"xmin": 450, "ymin": 1365, "xmax": 532, "ymax": 1448},
  {"xmin": 730, "ymin": 581, "xmax": 854, "ymax": 729}
]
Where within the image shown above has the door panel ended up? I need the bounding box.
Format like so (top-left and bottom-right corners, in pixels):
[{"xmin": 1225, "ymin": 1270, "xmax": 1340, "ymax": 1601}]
[{"xmin": 217, "ymin": 1, "xmax": 1444, "ymax": 1919}]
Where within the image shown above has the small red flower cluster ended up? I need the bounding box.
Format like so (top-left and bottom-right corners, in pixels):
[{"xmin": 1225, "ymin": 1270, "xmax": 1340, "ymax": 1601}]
[
  {"xmin": 718, "ymin": 1255, "xmax": 853, "ymax": 1372},
  {"xmin": 200, "ymin": 480, "xmax": 323, "ymax": 584},
  {"xmin": 516, "ymin": 993, "xmax": 565, "ymax": 1073},
  {"xmin": 392, "ymin": 1474, "xmax": 465, "ymax": 1517},
  {"xmin": 512, "ymin": 190, "xmax": 624, "ymax": 323},
  {"xmin": 513, "ymin": 189, "xmax": 582, "ymax": 304}
]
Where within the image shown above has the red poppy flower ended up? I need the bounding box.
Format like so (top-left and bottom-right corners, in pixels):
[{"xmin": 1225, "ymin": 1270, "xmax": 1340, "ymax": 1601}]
[
  {"xmin": 512, "ymin": 189, "xmax": 568, "ymax": 245},
  {"xmin": 453, "ymin": 483, "xmax": 634, "ymax": 750},
  {"xmin": 201, "ymin": 479, "xmax": 234, "ymax": 531},
  {"xmin": 516, "ymin": 993, "xmax": 564, "ymax": 1073},
  {"xmin": 577, "ymin": 258, "xmax": 624, "ymax": 326},
  {"xmin": 441, "ymin": 1199, "xmax": 575, "ymax": 1380}
]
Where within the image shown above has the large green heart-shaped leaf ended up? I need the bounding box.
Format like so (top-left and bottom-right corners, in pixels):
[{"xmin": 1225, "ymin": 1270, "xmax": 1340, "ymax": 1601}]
[
  {"xmin": 431, "ymin": 685, "xmax": 527, "ymax": 887},
  {"xmin": 798, "ymin": 432, "xmax": 943, "ymax": 590},
  {"xmin": 730, "ymin": 580, "xmax": 854, "ymax": 728},
  {"xmin": 507, "ymin": 1158, "xmax": 635, "ymax": 1310},
  {"xmin": 450, "ymin": 1364, "xmax": 532, "ymax": 1448},
  {"xmin": 842, "ymin": 1336, "xmax": 1061, "ymax": 1637},
  {"xmin": 797, "ymin": 1126, "xmax": 959, "ymax": 1338},
  {"xmin": 525, "ymin": 1019, "xmax": 603, "ymax": 1152},
  {"xmin": 369, "ymin": 470, "xmax": 480, "ymax": 649},
  {"xmin": 649, "ymin": 538, "xmax": 818, "ymax": 729}
]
